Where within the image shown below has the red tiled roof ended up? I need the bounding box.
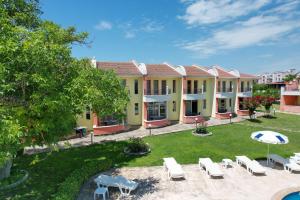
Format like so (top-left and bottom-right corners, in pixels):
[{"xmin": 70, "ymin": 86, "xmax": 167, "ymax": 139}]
[
  {"xmin": 183, "ymin": 66, "xmax": 213, "ymax": 77},
  {"xmin": 216, "ymin": 68, "xmax": 236, "ymax": 78},
  {"xmin": 96, "ymin": 61, "xmax": 142, "ymax": 76},
  {"xmin": 240, "ymin": 73, "xmax": 258, "ymax": 79},
  {"xmin": 146, "ymin": 64, "xmax": 181, "ymax": 77}
]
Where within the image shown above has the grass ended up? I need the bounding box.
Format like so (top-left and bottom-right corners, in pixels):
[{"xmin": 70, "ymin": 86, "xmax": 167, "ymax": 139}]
[{"xmin": 1, "ymin": 113, "xmax": 300, "ymax": 199}]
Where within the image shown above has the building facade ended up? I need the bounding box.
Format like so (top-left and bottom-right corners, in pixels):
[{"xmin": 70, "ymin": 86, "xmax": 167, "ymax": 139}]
[
  {"xmin": 77, "ymin": 60, "xmax": 257, "ymax": 135},
  {"xmin": 280, "ymin": 76, "xmax": 300, "ymax": 114},
  {"xmin": 258, "ymin": 69, "xmax": 297, "ymax": 84}
]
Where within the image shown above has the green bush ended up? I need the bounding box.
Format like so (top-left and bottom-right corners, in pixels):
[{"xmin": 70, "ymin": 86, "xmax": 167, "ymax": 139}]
[
  {"xmin": 53, "ymin": 160, "xmax": 112, "ymax": 200},
  {"xmin": 195, "ymin": 127, "xmax": 209, "ymax": 134},
  {"xmin": 126, "ymin": 137, "xmax": 149, "ymax": 153}
]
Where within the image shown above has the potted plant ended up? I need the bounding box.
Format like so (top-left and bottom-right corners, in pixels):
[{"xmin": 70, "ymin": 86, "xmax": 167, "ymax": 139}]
[{"xmin": 124, "ymin": 137, "xmax": 150, "ymax": 156}]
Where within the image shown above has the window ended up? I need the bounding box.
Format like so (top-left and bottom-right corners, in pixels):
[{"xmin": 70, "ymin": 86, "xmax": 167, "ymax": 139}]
[
  {"xmin": 247, "ymin": 81, "xmax": 250, "ymax": 91},
  {"xmin": 121, "ymin": 79, "xmax": 126, "ymax": 87},
  {"xmin": 203, "ymin": 80, "xmax": 207, "ymax": 93},
  {"xmin": 134, "ymin": 80, "xmax": 138, "ymax": 94},
  {"xmin": 172, "ymin": 101, "xmax": 176, "ymax": 112},
  {"xmin": 147, "ymin": 102, "xmax": 166, "ymax": 120},
  {"xmin": 229, "ymin": 81, "xmax": 233, "ymax": 92},
  {"xmin": 218, "ymin": 81, "xmax": 221, "ymax": 92},
  {"xmin": 229, "ymin": 99, "xmax": 232, "ymax": 107},
  {"xmin": 154, "ymin": 80, "xmax": 159, "ymax": 95},
  {"xmin": 241, "ymin": 81, "xmax": 244, "ymax": 92},
  {"xmin": 194, "ymin": 80, "xmax": 198, "ymax": 94},
  {"xmin": 203, "ymin": 99, "xmax": 206, "ymax": 110},
  {"xmin": 185, "ymin": 100, "xmax": 198, "ymax": 116},
  {"xmin": 146, "ymin": 80, "xmax": 151, "ymax": 95},
  {"xmin": 222, "ymin": 81, "xmax": 226, "ymax": 92},
  {"xmin": 134, "ymin": 103, "xmax": 139, "ymax": 115},
  {"xmin": 86, "ymin": 106, "xmax": 91, "ymax": 120},
  {"xmin": 187, "ymin": 80, "xmax": 192, "ymax": 94},
  {"xmin": 161, "ymin": 80, "xmax": 167, "ymax": 95},
  {"xmin": 173, "ymin": 80, "xmax": 176, "ymax": 93}
]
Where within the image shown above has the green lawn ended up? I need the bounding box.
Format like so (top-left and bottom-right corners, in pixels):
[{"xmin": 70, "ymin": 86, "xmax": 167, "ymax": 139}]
[{"xmin": 1, "ymin": 113, "xmax": 300, "ymax": 199}]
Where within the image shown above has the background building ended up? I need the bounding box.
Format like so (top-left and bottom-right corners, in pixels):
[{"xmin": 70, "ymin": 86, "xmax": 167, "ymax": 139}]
[{"xmin": 257, "ymin": 69, "xmax": 297, "ymax": 84}]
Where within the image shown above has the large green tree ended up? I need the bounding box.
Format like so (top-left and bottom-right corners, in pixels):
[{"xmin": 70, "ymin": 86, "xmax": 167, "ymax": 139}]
[{"xmin": 0, "ymin": 0, "xmax": 129, "ymax": 156}]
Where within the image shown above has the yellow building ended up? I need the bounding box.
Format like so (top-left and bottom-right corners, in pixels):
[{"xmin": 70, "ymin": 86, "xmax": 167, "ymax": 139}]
[{"xmin": 76, "ymin": 60, "xmax": 257, "ymax": 134}]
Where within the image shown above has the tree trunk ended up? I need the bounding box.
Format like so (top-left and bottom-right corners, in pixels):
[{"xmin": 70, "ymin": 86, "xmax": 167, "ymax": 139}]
[{"xmin": 0, "ymin": 159, "xmax": 12, "ymax": 180}]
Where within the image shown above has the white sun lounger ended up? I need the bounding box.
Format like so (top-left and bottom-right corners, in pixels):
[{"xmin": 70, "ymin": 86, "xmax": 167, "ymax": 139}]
[
  {"xmin": 268, "ymin": 154, "xmax": 287, "ymax": 165},
  {"xmin": 284, "ymin": 159, "xmax": 300, "ymax": 173},
  {"xmin": 95, "ymin": 175, "xmax": 138, "ymax": 196},
  {"xmin": 163, "ymin": 157, "xmax": 185, "ymax": 180},
  {"xmin": 236, "ymin": 156, "xmax": 266, "ymax": 175},
  {"xmin": 114, "ymin": 175, "xmax": 139, "ymax": 196},
  {"xmin": 199, "ymin": 158, "xmax": 224, "ymax": 178},
  {"xmin": 290, "ymin": 155, "xmax": 300, "ymax": 164}
]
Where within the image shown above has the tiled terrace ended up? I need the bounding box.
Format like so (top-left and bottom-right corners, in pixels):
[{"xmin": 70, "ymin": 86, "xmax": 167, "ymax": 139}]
[{"xmin": 78, "ymin": 161, "xmax": 300, "ymax": 200}]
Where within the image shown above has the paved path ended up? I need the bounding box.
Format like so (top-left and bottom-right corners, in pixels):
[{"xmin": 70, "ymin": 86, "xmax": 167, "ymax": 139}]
[
  {"xmin": 78, "ymin": 162, "xmax": 300, "ymax": 200},
  {"xmin": 24, "ymin": 114, "xmax": 262, "ymax": 155}
]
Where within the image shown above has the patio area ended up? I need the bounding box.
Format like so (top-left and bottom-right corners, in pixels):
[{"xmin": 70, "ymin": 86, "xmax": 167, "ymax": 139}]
[{"xmin": 78, "ymin": 161, "xmax": 300, "ymax": 200}]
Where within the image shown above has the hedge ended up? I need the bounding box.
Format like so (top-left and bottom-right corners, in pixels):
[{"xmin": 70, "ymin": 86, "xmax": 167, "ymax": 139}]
[{"xmin": 53, "ymin": 160, "xmax": 112, "ymax": 200}]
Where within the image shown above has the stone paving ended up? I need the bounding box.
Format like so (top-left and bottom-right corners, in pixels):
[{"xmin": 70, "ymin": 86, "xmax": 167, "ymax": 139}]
[
  {"xmin": 77, "ymin": 161, "xmax": 300, "ymax": 200},
  {"xmin": 24, "ymin": 114, "xmax": 263, "ymax": 155}
]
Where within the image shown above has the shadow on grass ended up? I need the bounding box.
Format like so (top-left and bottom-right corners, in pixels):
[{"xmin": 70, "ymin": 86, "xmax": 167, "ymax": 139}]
[
  {"xmin": 262, "ymin": 115, "xmax": 277, "ymax": 119},
  {"xmin": 246, "ymin": 119, "xmax": 262, "ymax": 123}
]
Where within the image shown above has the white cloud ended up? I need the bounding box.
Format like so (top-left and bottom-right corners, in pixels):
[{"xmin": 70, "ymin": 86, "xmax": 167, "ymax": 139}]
[
  {"xmin": 179, "ymin": 0, "xmax": 300, "ymax": 55},
  {"xmin": 181, "ymin": 16, "xmax": 300, "ymax": 55},
  {"xmin": 124, "ymin": 31, "xmax": 136, "ymax": 39},
  {"xmin": 94, "ymin": 20, "xmax": 112, "ymax": 30},
  {"xmin": 141, "ymin": 20, "xmax": 164, "ymax": 32},
  {"xmin": 119, "ymin": 19, "xmax": 164, "ymax": 39},
  {"xmin": 259, "ymin": 53, "xmax": 273, "ymax": 58},
  {"xmin": 179, "ymin": 0, "xmax": 271, "ymax": 25}
]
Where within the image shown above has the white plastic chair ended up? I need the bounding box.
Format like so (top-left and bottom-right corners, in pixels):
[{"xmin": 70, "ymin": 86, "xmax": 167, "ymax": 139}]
[{"xmin": 94, "ymin": 182, "xmax": 109, "ymax": 200}]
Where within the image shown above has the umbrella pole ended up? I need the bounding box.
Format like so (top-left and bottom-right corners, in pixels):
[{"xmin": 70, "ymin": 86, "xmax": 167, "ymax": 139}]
[{"xmin": 267, "ymin": 144, "xmax": 270, "ymax": 165}]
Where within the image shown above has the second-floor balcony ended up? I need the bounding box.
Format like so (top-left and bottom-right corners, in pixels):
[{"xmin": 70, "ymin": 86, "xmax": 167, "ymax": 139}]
[
  {"xmin": 238, "ymin": 88, "xmax": 252, "ymax": 97},
  {"xmin": 182, "ymin": 88, "xmax": 206, "ymax": 100},
  {"xmin": 281, "ymin": 87, "xmax": 300, "ymax": 96},
  {"xmin": 217, "ymin": 87, "xmax": 234, "ymax": 93},
  {"xmin": 143, "ymin": 88, "xmax": 172, "ymax": 102},
  {"xmin": 216, "ymin": 87, "xmax": 235, "ymax": 98}
]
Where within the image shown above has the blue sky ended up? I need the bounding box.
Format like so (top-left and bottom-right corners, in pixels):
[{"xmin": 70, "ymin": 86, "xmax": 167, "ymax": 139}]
[{"xmin": 40, "ymin": 0, "xmax": 300, "ymax": 74}]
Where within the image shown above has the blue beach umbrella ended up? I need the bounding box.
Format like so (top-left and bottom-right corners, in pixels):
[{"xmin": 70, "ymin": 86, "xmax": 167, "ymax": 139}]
[{"xmin": 251, "ymin": 131, "xmax": 289, "ymax": 165}]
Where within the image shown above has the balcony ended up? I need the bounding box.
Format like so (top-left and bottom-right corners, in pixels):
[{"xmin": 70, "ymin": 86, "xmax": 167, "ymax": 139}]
[
  {"xmin": 237, "ymin": 88, "xmax": 252, "ymax": 97},
  {"xmin": 216, "ymin": 87, "xmax": 235, "ymax": 98},
  {"xmin": 143, "ymin": 88, "xmax": 172, "ymax": 102},
  {"xmin": 183, "ymin": 89, "xmax": 206, "ymax": 100},
  {"xmin": 281, "ymin": 88, "xmax": 300, "ymax": 96}
]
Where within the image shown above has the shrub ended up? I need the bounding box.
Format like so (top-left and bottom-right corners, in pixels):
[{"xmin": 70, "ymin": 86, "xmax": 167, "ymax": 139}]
[
  {"xmin": 195, "ymin": 126, "xmax": 208, "ymax": 134},
  {"xmin": 53, "ymin": 160, "xmax": 112, "ymax": 200},
  {"xmin": 126, "ymin": 137, "xmax": 149, "ymax": 153}
]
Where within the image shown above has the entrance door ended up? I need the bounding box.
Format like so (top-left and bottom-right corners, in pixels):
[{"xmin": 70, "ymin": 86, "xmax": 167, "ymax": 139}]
[
  {"xmin": 192, "ymin": 100, "xmax": 198, "ymax": 115},
  {"xmin": 219, "ymin": 99, "xmax": 226, "ymax": 113}
]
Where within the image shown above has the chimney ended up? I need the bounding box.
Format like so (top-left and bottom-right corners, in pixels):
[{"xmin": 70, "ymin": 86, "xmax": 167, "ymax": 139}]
[{"xmin": 91, "ymin": 57, "xmax": 96, "ymax": 68}]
